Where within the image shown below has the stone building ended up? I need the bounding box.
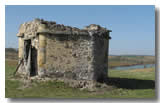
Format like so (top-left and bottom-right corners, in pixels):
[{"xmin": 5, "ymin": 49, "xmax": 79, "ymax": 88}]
[{"xmin": 16, "ymin": 19, "xmax": 111, "ymax": 83}]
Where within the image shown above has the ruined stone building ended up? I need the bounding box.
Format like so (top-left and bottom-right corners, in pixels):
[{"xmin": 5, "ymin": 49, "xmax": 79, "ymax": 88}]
[{"xmin": 16, "ymin": 19, "xmax": 111, "ymax": 83}]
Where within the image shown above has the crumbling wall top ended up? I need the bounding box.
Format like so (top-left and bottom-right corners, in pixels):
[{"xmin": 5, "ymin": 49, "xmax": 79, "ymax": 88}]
[{"xmin": 17, "ymin": 18, "xmax": 111, "ymax": 39}]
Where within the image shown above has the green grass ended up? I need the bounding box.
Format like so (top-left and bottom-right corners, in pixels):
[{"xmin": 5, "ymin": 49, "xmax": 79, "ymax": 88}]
[
  {"xmin": 5, "ymin": 60, "xmax": 155, "ymax": 98},
  {"xmin": 108, "ymin": 55, "xmax": 155, "ymax": 68},
  {"xmin": 108, "ymin": 68, "xmax": 155, "ymax": 80}
]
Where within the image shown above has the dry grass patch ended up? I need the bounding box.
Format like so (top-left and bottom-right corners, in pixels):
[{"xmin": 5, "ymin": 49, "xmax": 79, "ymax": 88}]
[{"xmin": 128, "ymin": 68, "xmax": 155, "ymax": 73}]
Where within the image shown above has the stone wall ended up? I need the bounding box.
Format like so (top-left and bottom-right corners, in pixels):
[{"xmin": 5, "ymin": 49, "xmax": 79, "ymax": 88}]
[
  {"xmin": 41, "ymin": 33, "xmax": 109, "ymax": 82},
  {"xmin": 92, "ymin": 34, "xmax": 109, "ymax": 82},
  {"xmin": 44, "ymin": 34, "xmax": 94, "ymax": 80}
]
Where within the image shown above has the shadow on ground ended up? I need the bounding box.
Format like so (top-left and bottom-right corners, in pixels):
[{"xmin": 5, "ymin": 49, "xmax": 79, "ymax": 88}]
[{"xmin": 105, "ymin": 77, "xmax": 155, "ymax": 89}]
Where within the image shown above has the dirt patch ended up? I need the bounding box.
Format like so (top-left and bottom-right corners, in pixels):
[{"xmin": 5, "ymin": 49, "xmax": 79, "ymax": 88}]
[{"xmin": 5, "ymin": 59, "xmax": 18, "ymax": 67}]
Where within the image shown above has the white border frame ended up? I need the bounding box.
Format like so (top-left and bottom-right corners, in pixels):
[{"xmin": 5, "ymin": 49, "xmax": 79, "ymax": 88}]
[{"xmin": 1, "ymin": 0, "xmax": 159, "ymax": 103}]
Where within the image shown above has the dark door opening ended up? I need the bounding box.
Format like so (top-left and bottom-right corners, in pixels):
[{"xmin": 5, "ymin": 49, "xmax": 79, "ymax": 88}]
[
  {"xmin": 24, "ymin": 39, "xmax": 38, "ymax": 76},
  {"xmin": 30, "ymin": 46, "xmax": 38, "ymax": 76},
  {"xmin": 24, "ymin": 40, "xmax": 31, "ymax": 61}
]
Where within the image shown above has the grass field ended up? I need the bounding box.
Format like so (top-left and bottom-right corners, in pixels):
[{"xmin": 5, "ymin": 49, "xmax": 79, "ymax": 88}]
[
  {"xmin": 5, "ymin": 59, "xmax": 155, "ymax": 98},
  {"xmin": 108, "ymin": 55, "xmax": 155, "ymax": 68}
]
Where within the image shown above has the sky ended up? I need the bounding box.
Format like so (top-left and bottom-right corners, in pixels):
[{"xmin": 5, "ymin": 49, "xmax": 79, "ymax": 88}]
[{"xmin": 5, "ymin": 5, "xmax": 155, "ymax": 55}]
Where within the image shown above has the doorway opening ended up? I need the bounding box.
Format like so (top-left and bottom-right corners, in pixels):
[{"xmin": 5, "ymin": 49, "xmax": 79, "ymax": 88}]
[
  {"xmin": 30, "ymin": 46, "xmax": 38, "ymax": 76},
  {"xmin": 24, "ymin": 39, "xmax": 38, "ymax": 76}
]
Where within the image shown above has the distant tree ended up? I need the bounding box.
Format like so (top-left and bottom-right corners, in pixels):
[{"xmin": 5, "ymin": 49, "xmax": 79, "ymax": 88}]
[{"xmin": 5, "ymin": 48, "xmax": 18, "ymax": 53}]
